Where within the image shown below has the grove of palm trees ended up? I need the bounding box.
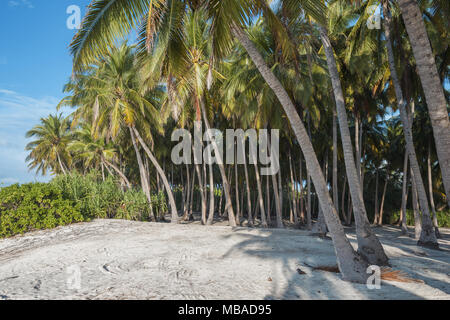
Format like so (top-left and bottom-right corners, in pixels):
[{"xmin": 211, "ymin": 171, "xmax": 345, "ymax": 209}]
[{"xmin": 0, "ymin": 0, "xmax": 449, "ymax": 301}]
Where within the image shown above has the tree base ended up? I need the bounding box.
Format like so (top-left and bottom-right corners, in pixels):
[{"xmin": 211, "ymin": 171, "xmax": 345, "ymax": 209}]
[{"xmin": 417, "ymin": 240, "xmax": 439, "ymax": 250}]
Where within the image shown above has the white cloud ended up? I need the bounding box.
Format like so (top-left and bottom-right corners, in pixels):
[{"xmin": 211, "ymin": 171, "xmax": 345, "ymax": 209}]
[
  {"xmin": 0, "ymin": 89, "xmax": 66, "ymax": 185},
  {"xmin": 8, "ymin": 0, "xmax": 34, "ymax": 9}
]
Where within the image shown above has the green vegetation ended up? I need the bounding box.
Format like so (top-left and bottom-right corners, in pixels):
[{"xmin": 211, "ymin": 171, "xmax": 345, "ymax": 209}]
[
  {"xmin": 390, "ymin": 210, "xmax": 450, "ymax": 228},
  {"xmin": 0, "ymin": 172, "xmax": 168, "ymax": 238},
  {"xmin": 0, "ymin": 182, "xmax": 83, "ymax": 238}
]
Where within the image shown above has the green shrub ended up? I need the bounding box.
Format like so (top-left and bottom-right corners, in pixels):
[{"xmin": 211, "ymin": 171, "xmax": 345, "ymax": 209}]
[
  {"xmin": 0, "ymin": 171, "xmax": 168, "ymax": 238},
  {"xmin": 390, "ymin": 209, "xmax": 450, "ymax": 228},
  {"xmin": 117, "ymin": 189, "xmax": 150, "ymax": 221},
  {"xmin": 51, "ymin": 171, "xmax": 123, "ymax": 219},
  {"xmin": 0, "ymin": 183, "xmax": 85, "ymax": 238}
]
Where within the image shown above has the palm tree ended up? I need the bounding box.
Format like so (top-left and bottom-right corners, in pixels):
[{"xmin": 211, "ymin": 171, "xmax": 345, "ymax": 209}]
[
  {"xmin": 318, "ymin": 3, "xmax": 389, "ymax": 265},
  {"xmin": 69, "ymin": 123, "xmax": 131, "ymax": 188},
  {"xmin": 397, "ymin": 0, "xmax": 450, "ymax": 208},
  {"xmin": 382, "ymin": 0, "xmax": 438, "ymax": 248},
  {"xmin": 26, "ymin": 114, "xmax": 72, "ymax": 175}
]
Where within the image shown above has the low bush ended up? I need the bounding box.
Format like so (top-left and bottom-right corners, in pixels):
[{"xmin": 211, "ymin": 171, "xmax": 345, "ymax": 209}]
[
  {"xmin": 0, "ymin": 183, "xmax": 85, "ymax": 237},
  {"xmin": 390, "ymin": 209, "xmax": 450, "ymax": 228},
  {"xmin": 0, "ymin": 171, "xmax": 168, "ymax": 238}
]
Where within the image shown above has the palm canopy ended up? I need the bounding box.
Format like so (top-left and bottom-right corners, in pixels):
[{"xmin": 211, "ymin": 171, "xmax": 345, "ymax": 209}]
[
  {"xmin": 25, "ymin": 114, "xmax": 72, "ymax": 176},
  {"xmin": 70, "ymin": 0, "xmax": 326, "ymax": 73}
]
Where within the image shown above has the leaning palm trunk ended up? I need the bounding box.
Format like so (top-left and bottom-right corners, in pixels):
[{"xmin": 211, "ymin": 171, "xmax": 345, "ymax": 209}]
[
  {"xmin": 382, "ymin": 2, "xmax": 438, "ymax": 248},
  {"xmin": 397, "ymin": 0, "xmax": 450, "ymax": 208},
  {"xmin": 341, "ymin": 176, "xmax": 347, "ymax": 223},
  {"xmin": 102, "ymin": 158, "xmax": 131, "ymax": 189},
  {"xmin": 129, "ymin": 127, "xmax": 155, "ymax": 221},
  {"xmin": 332, "ymin": 106, "xmax": 339, "ymax": 215},
  {"xmin": 378, "ymin": 175, "xmax": 389, "ymax": 225},
  {"xmin": 57, "ymin": 152, "xmax": 67, "ymax": 175},
  {"xmin": 132, "ymin": 127, "xmax": 179, "ymax": 224},
  {"xmin": 427, "ymin": 144, "xmax": 440, "ymax": 238},
  {"xmin": 320, "ymin": 27, "xmax": 389, "ymax": 266},
  {"xmin": 200, "ymin": 103, "xmax": 237, "ymax": 227},
  {"xmin": 411, "ymin": 169, "xmax": 422, "ymax": 240},
  {"xmin": 232, "ymin": 25, "xmax": 369, "ymax": 282}
]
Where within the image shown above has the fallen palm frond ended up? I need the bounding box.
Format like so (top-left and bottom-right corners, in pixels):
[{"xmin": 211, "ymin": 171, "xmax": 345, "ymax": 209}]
[
  {"xmin": 381, "ymin": 268, "xmax": 425, "ymax": 284},
  {"xmin": 303, "ymin": 263, "xmax": 425, "ymax": 284}
]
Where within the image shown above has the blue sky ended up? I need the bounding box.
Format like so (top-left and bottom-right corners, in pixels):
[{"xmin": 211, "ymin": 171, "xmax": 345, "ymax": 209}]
[{"xmin": 0, "ymin": 0, "xmax": 90, "ymax": 185}]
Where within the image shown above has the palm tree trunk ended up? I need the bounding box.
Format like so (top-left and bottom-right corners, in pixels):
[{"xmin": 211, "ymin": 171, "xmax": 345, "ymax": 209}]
[
  {"xmin": 243, "ymin": 156, "xmax": 253, "ymax": 226},
  {"xmin": 312, "ymin": 157, "xmax": 329, "ymax": 236},
  {"xmin": 103, "ymin": 158, "xmax": 131, "ymax": 189},
  {"xmin": 332, "ymin": 105, "xmax": 339, "ymax": 215},
  {"xmin": 382, "ymin": 1, "xmax": 438, "ymax": 248},
  {"xmin": 271, "ymin": 172, "xmax": 284, "ymax": 228},
  {"xmin": 298, "ymin": 157, "xmax": 304, "ymax": 223},
  {"xmin": 411, "ymin": 168, "xmax": 422, "ymax": 240},
  {"xmin": 347, "ymin": 193, "xmax": 353, "ymax": 225},
  {"xmin": 341, "ymin": 176, "xmax": 347, "ymax": 223},
  {"xmin": 355, "ymin": 113, "xmax": 361, "ymax": 186},
  {"xmin": 234, "ymin": 163, "xmax": 241, "ymax": 226},
  {"xmin": 307, "ymin": 170, "xmax": 312, "ymax": 229},
  {"xmin": 57, "ymin": 152, "xmax": 67, "ymax": 175},
  {"xmin": 278, "ymin": 169, "xmax": 283, "ymax": 219},
  {"xmin": 206, "ymin": 162, "xmax": 215, "ymax": 225},
  {"xmin": 132, "ymin": 127, "xmax": 179, "ymax": 224},
  {"xmin": 320, "ymin": 27, "xmax": 389, "ymax": 265},
  {"xmin": 129, "ymin": 126, "xmax": 155, "ymax": 221},
  {"xmin": 185, "ymin": 164, "xmax": 191, "ymax": 217},
  {"xmin": 427, "ymin": 144, "xmax": 440, "ymax": 238},
  {"xmin": 378, "ymin": 174, "xmax": 388, "ymax": 225},
  {"xmin": 289, "ymin": 150, "xmax": 299, "ymax": 224},
  {"xmin": 397, "ymin": 0, "xmax": 450, "ymax": 208},
  {"xmin": 400, "ymin": 152, "xmax": 409, "ymax": 234},
  {"xmin": 195, "ymin": 163, "xmax": 207, "ymax": 224},
  {"xmin": 218, "ymin": 185, "xmax": 223, "ymax": 217},
  {"xmin": 232, "ymin": 25, "xmax": 369, "ymax": 282},
  {"xmin": 189, "ymin": 166, "xmax": 195, "ymax": 219},
  {"xmin": 374, "ymin": 170, "xmax": 379, "ymax": 225},
  {"xmin": 101, "ymin": 162, "xmax": 105, "ymax": 181},
  {"xmin": 266, "ymin": 174, "xmax": 271, "ymax": 225}
]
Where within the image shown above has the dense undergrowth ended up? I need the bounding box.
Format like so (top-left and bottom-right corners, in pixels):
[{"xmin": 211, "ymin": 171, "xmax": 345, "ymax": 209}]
[{"xmin": 0, "ymin": 171, "xmax": 167, "ymax": 238}]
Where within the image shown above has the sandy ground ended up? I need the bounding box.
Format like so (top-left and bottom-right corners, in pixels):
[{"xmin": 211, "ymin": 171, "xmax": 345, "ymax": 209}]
[{"xmin": 0, "ymin": 219, "xmax": 449, "ymax": 300}]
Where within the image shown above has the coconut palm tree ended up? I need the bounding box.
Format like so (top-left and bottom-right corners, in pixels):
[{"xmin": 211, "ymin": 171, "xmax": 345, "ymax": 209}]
[
  {"xmin": 26, "ymin": 114, "xmax": 72, "ymax": 176},
  {"xmin": 382, "ymin": 0, "xmax": 438, "ymax": 247},
  {"xmin": 396, "ymin": 0, "xmax": 450, "ymax": 208},
  {"xmin": 69, "ymin": 123, "xmax": 132, "ymax": 188},
  {"xmin": 317, "ymin": 1, "xmax": 389, "ymax": 265}
]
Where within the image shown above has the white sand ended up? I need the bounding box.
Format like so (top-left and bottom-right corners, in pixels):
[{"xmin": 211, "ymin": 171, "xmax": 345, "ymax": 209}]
[{"xmin": 0, "ymin": 219, "xmax": 449, "ymax": 300}]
